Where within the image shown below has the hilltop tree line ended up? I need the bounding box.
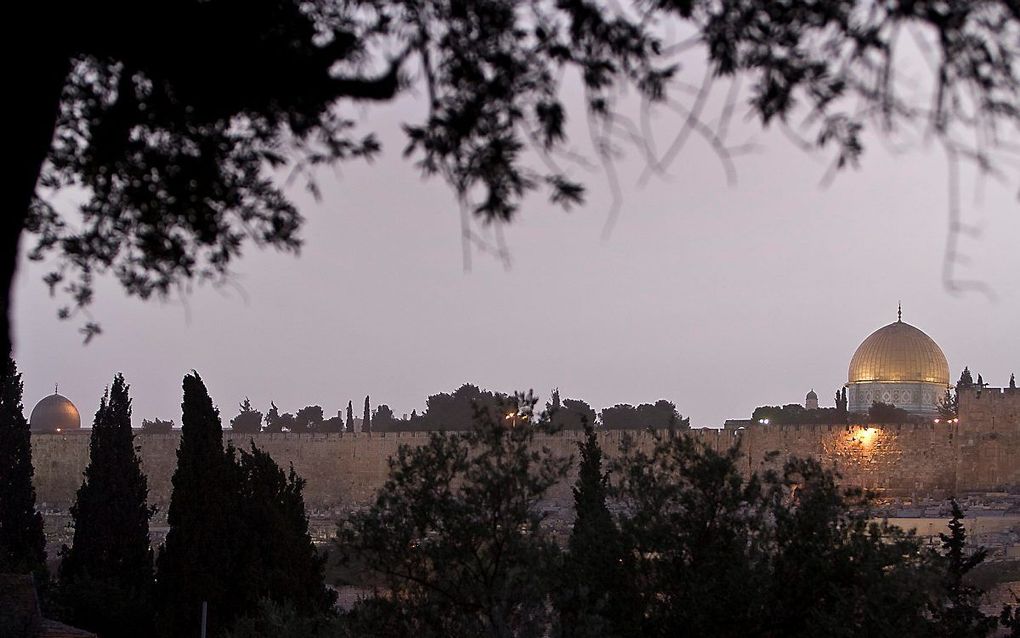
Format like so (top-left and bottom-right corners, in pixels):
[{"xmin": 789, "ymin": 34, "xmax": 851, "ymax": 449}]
[
  {"xmin": 139, "ymin": 384, "xmax": 690, "ymax": 434},
  {"xmin": 751, "ymin": 369, "xmax": 1017, "ymax": 426},
  {"xmin": 3, "ymin": 355, "xmax": 1019, "ymax": 637}
]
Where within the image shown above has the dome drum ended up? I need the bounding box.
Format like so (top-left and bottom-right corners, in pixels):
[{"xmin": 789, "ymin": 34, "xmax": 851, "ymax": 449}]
[{"xmin": 846, "ymin": 381, "xmax": 946, "ymax": 417}]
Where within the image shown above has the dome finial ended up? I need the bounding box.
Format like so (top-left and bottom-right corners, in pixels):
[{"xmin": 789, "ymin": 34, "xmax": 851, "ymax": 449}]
[
  {"xmin": 54, "ymin": 383, "xmax": 59, "ymax": 395},
  {"xmin": 897, "ymin": 301, "xmax": 902, "ymax": 322}
]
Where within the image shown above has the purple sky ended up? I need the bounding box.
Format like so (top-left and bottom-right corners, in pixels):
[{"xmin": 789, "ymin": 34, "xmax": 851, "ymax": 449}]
[{"xmin": 11, "ymin": 76, "xmax": 1020, "ymax": 428}]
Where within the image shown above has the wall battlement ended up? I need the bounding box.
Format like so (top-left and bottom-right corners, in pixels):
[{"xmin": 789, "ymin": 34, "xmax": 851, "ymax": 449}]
[{"xmin": 29, "ymin": 397, "xmax": 1019, "ymax": 514}]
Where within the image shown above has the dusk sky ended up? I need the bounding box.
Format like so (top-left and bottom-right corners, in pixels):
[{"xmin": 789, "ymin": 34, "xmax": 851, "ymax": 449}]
[{"xmin": 11, "ymin": 71, "xmax": 1019, "ymax": 429}]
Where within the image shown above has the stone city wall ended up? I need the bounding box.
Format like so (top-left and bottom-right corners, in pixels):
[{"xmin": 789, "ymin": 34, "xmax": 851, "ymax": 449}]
[{"xmin": 29, "ymin": 387, "xmax": 1020, "ymax": 513}]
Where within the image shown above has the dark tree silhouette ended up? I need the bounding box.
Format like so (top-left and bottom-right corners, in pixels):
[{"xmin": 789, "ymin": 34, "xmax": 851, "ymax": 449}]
[
  {"xmin": 547, "ymin": 390, "xmax": 598, "ymax": 431},
  {"xmin": 752, "ymin": 403, "xmax": 847, "ymax": 425},
  {"xmin": 9, "ymin": 1, "xmax": 1017, "ymax": 353},
  {"xmin": 868, "ymin": 401, "xmax": 913, "ymax": 424},
  {"xmin": 140, "ymin": 417, "xmax": 174, "ymax": 433},
  {"xmin": 611, "ymin": 434, "xmax": 939, "ymax": 636},
  {"xmin": 315, "ymin": 415, "xmax": 344, "ymax": 434},
  {"xmin": 958, "ymin": 367, "xmax": 975, "ymax": 389},
  {"xmin": 263, "ymin": 402, "xmax": 297, "ymax": 433},
  {"xmin": 1011, "ymin": 373, "xmax": 1017, "ymax": 390},
  {"xmin": 417, "ymin": 383, "xmax": 505, "ymax": 431},
  {"xmin": 370, "ymin": 404, "xmax": 398, "ymax": 432},
  {"xmin": 345, "ymin": 401, "xmax": 354, "ymax": 433},
  {"xmin": 340, "ymin": 394, "xmax": 567, "ymax": 635},
  {"xmin": 559, "ymin": 425, "xmax": 631, "ymax": 638},
  {"xmin": 0, "ymin": 355, "xmax": 46, "ymax": 575},
  {"xmin": 233, "ymin": 443, "xmax": 335, "ymax": 616},
  {"xmin": 156, "ymin": 372, "xmax": 244, "ymax": 638},
  {"xmin": 362, "ymin": 396, "xmax": 371, "ymax": 434},
  {"xmin": 602, "ymin": 400, "xmax": 689, "ymax": 430},
  {"xmin": 939, "ymin": 388, "xmax": 959, "ymax": 419},
  {"xmin": 835, "ymin": 388, "xmax": 848, "ymax": 414},
  {"xmin": 930, "ymin": 501, "xmax": 998, "ymax": 638},
  {"xmin": 230, "ymin": 398, "xmax": 264, "ymax": 434},
  {"xmin": 58, "ymin": 374, "xmax": 155, "ymax": 638},
  {"xmin": 941, "ymin": 367, "xmax": 982, "ymax": 418},
  {"xmin": 263, "ymin": 402, "xmax": 282, "ymax": 433},
  {"xmin": 293, "ymin": 405, "xmax": 324, "ymax": 433}
]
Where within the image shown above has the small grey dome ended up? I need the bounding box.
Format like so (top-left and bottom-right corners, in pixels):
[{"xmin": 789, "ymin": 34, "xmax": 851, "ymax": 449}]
[
  {"xmin": 806, "ymin": 389, "xmax": 818, "ymax": 400},
  {"xmin": 30, "ymin": 393, "xmax": 81, "ymax": 433}
]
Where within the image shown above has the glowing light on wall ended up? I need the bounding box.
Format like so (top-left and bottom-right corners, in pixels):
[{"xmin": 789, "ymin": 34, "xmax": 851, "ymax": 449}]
[{"xmin": 849, "ymin": 426, "xmax": 880, "ymax": 449}]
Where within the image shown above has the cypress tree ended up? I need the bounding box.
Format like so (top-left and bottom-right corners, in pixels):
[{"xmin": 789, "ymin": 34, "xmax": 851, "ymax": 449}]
[
  {"xmin": 0, "ymin": 354, "xmax": 46, "ymax": 575},
  {"xmin": 931, "ymin": 501, "xmax": 998, "ymax": 637},
  {"xmin": 362, "ymin": 396, "xmax": 371, "ymax": 433},
  {"xmin": 156, "ymin": 372, "xmax": 243, "ymax": 638},
  {"xmin": 345, "ymin": 401, "xmax": 353, "ymax": 432},
  {"xmin": 561, "ymin": 424, "xmax": 631, "ymax": 637},
  {"xmin": 1010, "ymin": 374, "xmax": 1016, "ymax": 390},
  {"xmin": 958, "ymin": 367, "xmax": 974, "ymax": 389},
  {"xmin": 938, "ymin": 388, "xmax": 958, "ymax": 419},
  {"xmin": 59, "ymin": 374, "xmax": 154, "ymax": 637}
]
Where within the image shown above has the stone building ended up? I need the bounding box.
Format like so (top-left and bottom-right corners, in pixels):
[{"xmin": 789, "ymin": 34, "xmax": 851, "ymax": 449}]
[
  {"xmin": 29, "ymin": 390, "xmax": 81, "ymax": 434},
  {"xmin": 845, "ymin": 305, "xmax": 950, "ymax": 417},
  {"xmin": 804, "ymin": 389, "xmax": 818, "ymax": 410}
]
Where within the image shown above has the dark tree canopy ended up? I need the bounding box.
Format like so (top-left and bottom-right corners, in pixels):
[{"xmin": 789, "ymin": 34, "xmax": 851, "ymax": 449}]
[
  {"xmin": 339, "ymin": 393, "xmax": 568, "ymax": 636},
  {"xmin": 293, "ymin": 405, "xmax": 325, "ymax": 433},
  {"xmin": 610, "ymin": 434, "xmax": 941, "ymax": 636},
  {"xmin": 601, "ymin": 400, "xmax": 689, "ymax": 430},
  {"xmin": 140, "ymin": 417, "xmax": 174, "ymax": 433},
  {"xmin": 751, "ymin": 403, "xmax": 847, "ymax": 425},
  {"xmin": 370, "ymin": 404, "xmax": 399, "ymax": 432},
  {"xmin": 336, "ymin": 399, "xmax": 1008, "ymax": 636},
  {"xmin": 866, "ymin": 401, "xmax": 915, "ymax": 424},
  {"xmin": 958, "ymin": 367, "xmax": 975, "ymax": 390},
  {"xmin": 263, "ymin": 402, "xmax": 288, "ymax": 432},
  {"xmin": 316, "ymin": 415, "xmax": 344, "ymax": 433},
  {"xmin": 547, "ymin": 390, "xmax": 598, "ymax": 431},
  {"xmin": 8, "ymin": 0, "xmax": 1018, "ymax": 352},
  {"xmin": 0, "ymin": 355, "xmax": 46, "ymax": 575},
  {"xmin": 419, "ymin": 383, "xmax": 507, "ymax": 431},
  {"xmin": 230, "ymin": 397, "xmax": 264, "ymax": 434},
  {"xmin": 233, "ymin": 443, "xmax": 336, "ymax": 616},
  {"xmin": 58, "ymin": 374, "xmax": 155, "ymax": 638}
]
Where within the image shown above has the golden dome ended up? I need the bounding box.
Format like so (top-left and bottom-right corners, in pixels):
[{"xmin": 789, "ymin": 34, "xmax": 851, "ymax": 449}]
[
  {"xmin": 29, "ymin": 393, "xmax": 82, "ymax": 433},
  {"xmin": 848, "ymin": 319, "xmax": 949, "ymax": 385}
]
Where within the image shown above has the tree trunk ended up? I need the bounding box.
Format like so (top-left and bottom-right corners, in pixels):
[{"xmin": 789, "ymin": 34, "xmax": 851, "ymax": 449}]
[{"xmin": 3, "ymin": 53, "xmax": 69, "ymax": 356}]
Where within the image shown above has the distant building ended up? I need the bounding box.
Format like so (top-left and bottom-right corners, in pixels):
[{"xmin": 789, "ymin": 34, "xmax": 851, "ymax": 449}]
[
  {"xmin": 845, "ymin": 306, "xmax": 950, "ymax": 417},
  {"xmin": 723, "ymin": 419, "xmax": 752, "ymax": 431},
  {"xmin": 805, "ymin": 389, "xmax": 818, "ymax": 410},
  {"xmin": 29, "ymin": 391, "xmax": 81, "ymax": 433}
]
